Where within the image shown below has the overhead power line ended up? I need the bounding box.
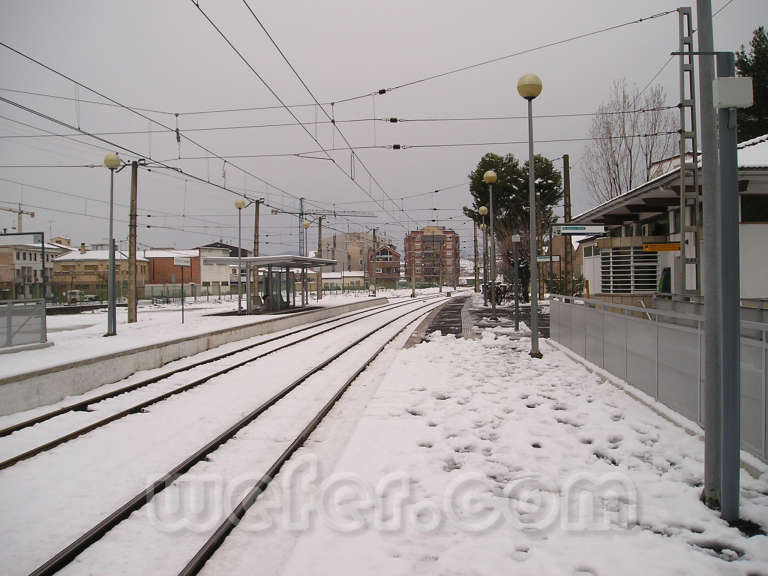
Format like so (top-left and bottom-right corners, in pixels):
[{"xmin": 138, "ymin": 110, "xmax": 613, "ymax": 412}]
[
  {"xmin": 0, "ymin": 104, "xmax": 678, "ymax": 140},
  {"xmin": 153, "ymin": 130, "xmax": 679, "ymax": 160},
  {"xmin": 0, "ymin": 41, "xmax": 304, "ymax": 207},
  {"xmin": 377, "ymin": 9, "xmax": 677, "ymax": 93},
  {"xmin": 192, "ymin": 0, "xmax": 413, "ymax": 230}
]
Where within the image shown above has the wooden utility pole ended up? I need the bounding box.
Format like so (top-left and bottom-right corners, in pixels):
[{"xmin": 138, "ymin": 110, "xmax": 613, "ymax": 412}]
[
  {"xmin": 252, "ymin": 200, "xmax": 260, "ymax": 257},
  {"xmin": 473, "ymin": 221, "xmax": 479, "ymax": 292},
  {"xmin": 128, "ymin": 161, "xmax": 138, "ymax": 323},
  {"xmin": 370, "ymin": 227, "xmax": 377, "ymax": 296},
  {"xmin": 316, "ymin": 216, "xmax": 323, "ymax": 301},
  {"xmin": 563, "ymin": 154, "xmax": 572, "ymax": 295}
]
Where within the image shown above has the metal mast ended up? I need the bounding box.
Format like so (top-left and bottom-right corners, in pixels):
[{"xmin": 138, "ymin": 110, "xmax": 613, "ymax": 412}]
[{"xmin": 678, "ymin": 7, "xmax": 701, "ymax": 296}]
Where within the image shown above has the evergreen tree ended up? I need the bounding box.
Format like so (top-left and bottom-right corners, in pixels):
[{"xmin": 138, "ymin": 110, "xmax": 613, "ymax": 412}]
[{"xmin": 736, "ymin": 26, "xmax": 768, "ymax": 142}]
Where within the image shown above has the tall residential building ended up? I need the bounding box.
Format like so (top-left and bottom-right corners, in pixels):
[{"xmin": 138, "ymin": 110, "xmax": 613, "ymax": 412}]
[
  {"xmin": 319, "ymin": 231, "xmax": 391, "ymax": 273},
  {"xmin": 404, "ymin": 226, "xmax": 460, "ymax": 285}
]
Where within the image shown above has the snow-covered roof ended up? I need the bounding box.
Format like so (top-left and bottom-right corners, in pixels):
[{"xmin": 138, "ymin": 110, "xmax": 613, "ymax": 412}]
[
  {"xmin": 572, "ymin": 134, "xmax": 768, "ymax": 225},
  {"xmin": 56, "ymin": 250, "xmax": 148, "ymax": 262},
  {"xmin": 737, "ymin": 134, "xmax": 768, "ymax": 168},
  {"xmin": 141, "ymin": 249, "xmax": 197, "ymax": 259},
  {"xmin": 322, "ymin": 271, "xmax": 365, "ymax": 279}
]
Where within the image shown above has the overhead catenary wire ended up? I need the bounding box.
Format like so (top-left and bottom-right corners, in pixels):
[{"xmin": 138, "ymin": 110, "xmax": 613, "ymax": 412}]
[
  {"xmin": 150, "ymin": 130, "xmax": 680, "ymax": 161},
  {"xmin": 191, "ymin": 1, "xmax": 413, "ymax": 230},
  {"xmin": 0, "ymin": 8, "xmax": 681, "ymax": 125},
  {"xmin": 0, "ymin": 41, "xmax": 304, "ymax": 208},
  {"xmin": 0, "ymin": 104, "xmax": 680, "ymax": 140}
]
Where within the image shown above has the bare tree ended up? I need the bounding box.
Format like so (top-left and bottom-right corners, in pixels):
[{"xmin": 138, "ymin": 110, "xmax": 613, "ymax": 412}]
[{"xmin": 581, "ymin": 80, "xmax": 677, "ymax": 205}]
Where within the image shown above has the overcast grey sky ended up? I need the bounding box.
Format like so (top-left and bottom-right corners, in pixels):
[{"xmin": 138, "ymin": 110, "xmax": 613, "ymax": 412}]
[{"xmin": 1, "ymin": 1, "xmax": 764, "ymax": 256}]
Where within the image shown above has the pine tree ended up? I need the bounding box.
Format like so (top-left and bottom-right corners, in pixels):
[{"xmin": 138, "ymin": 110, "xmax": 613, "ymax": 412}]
[{"xmin": 736, "ymin": 26, "xmax": 768, "ymax": 142}]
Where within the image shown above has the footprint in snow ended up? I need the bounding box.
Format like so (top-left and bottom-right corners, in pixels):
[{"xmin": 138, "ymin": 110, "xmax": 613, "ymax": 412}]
[
  {"xmin": 580, "ymin": 437, "xmax": 594, "ymax": 445},
  {"xmin": 432, "ymin": 392, "xmax": 451, "ymax": 401},
  {"xmin": 607, "ymin": 434, "xmax": 623, "ymax": 447},
  {"xmin": 511, "ymin": 545, "xmax": 530, "ymax": 561},
  {"xmin": 406, "ymin": 407, "xmax": 423, "ymax": 416},
  {"xmin": 418, "ymin": 441, "xmax": 433, "ymax": 448},
  {"xmin": 443, "ymin": 458, "xmax": 462, "ymax": 472},
  {"xmin": 610, "ymin": 413, "xmax": 624, "ymax": 422}
]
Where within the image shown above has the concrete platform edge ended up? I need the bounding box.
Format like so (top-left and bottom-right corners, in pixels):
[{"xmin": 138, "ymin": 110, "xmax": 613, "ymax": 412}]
[{"xmin": 0, "ymin": 298, "xmax": 388, "ymax": 416}]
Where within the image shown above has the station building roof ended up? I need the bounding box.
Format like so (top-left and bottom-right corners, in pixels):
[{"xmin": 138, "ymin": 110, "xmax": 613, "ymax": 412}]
[{"xmin": 572, "ymin": 134, "xmax": 768, "ymax": 227}]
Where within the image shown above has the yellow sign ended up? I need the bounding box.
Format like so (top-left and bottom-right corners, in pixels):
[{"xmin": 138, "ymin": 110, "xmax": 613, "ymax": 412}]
[{"xmin": 642, "ymin": 242, "xmax": 680, "ymax": 252}]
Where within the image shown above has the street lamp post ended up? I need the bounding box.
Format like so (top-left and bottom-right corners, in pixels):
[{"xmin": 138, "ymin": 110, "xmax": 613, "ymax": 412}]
[
  {"xmin": 479, "ymin": 206, "xmax": 488, "ymax": 306},
  {"xmin": 235, "ymin": 198, "xmax": 247, "ymax": 313},
  {"xmin": 103, "ymin": 153, "xmax": 121, "ymax": 336},
  {"xmin": 483, "ymin": 171, "xmax": 498, "ymax": 320},
  {"xmin": 518, "ymin": 73, "xmax": 543, "ymax": 358}
]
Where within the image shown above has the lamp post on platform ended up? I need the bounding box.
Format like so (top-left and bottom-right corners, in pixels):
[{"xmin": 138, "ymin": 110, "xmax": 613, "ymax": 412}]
[
  {"xmin": 235, "ymin": 198, "xmax": 247, "ymax": 313},
  {"xmin": 518, "ymin": 73, "xmax": 543, "ymax": 358},
  {"xmin": 103, "ymin": 152, "xmax": 121, "ymax": 336},
  {"xmin": 479, "ymin": 206, "xmax": 488, "ymax": 307},
  {"xmin": 483, "ymin": 170, "xmax": 498, "ymax": 320}
]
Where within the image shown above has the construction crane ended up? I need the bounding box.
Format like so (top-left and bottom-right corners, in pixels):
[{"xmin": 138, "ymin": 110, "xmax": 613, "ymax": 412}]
[{"xmin": 0, "ymin": 204, "xmax": 35, "ymax": 233}]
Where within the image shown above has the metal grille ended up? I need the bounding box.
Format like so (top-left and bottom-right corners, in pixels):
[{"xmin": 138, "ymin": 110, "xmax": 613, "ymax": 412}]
[{"xmin": 600, "ymin": 247, "xmax": 658, "ymax": 293}]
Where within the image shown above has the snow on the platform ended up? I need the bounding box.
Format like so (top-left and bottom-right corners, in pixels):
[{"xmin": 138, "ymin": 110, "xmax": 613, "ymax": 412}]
[
  {"xmin": 0, "ymin": 288, "xmax": 422, "ymax": 381},
  {"xmin": 209, "ymin": 314, "xmax": 768, "ymax": 575}
]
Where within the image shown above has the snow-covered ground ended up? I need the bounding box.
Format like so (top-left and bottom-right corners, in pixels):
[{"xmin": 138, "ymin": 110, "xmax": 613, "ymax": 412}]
[
  {"xmin": 2, "ymin": 290, "xmax": 766, "ymax": 575},
  {"xmin": 201, "ymin": 298, "xmax": 768, "ymax": 576},
  {"xmin": 2, "ymin": 288, "xmax": 441, "ymax": 380}
]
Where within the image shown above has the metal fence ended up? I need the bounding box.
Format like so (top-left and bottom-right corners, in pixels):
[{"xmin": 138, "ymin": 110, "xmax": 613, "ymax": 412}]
[
  {"xmin": 1, "ymin": 299, "xmax": 47, "ymax": 349},
  {"xmin": 550, "ymin": 294, "xmax": 767, "ymax": 464}
]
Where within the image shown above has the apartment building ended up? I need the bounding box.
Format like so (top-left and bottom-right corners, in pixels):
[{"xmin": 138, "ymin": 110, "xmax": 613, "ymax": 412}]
[{"xmin": 404, "ymin": 226, "xmax": 460, "ymax": 285}]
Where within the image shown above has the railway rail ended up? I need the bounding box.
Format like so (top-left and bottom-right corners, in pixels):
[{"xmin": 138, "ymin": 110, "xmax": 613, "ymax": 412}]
[
  {"xmin": 0, "ymin": 295, "xmax": 442, "ymax": 471},
  {"xmin": 25, "ymin": 296, "xmax": 444, "ymax": 576}
]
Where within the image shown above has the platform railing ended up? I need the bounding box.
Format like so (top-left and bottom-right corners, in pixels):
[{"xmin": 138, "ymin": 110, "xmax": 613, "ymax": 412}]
[
  {"xmin": 0, "ymin": 298, "xmax": 47, "ymax": 349},
  {"xmin": 550, "ymin": 294, "xmax": 767, "ymax": 464}
]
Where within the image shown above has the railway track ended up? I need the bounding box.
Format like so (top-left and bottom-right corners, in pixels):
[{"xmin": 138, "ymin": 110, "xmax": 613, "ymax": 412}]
[
  {"xmin": 0, "ymin": 295, "xmax": 442, "ymax": 470},
  {"xmin": 24, "ymin": 296, "xmax": 444, "ymax": 576}
]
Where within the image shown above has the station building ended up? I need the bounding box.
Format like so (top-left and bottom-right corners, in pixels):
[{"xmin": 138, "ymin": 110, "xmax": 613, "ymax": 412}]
[{"xmin": 574, "ymin": 134, "xmax": 768, "ymax": 306}]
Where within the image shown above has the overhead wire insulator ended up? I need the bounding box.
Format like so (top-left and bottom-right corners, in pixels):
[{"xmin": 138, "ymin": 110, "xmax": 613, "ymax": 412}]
[
  {"xmin": 392, "ymin": 144, "xmax": 401, "ymax": 150},
  {"xmin": 389, "ymin": 118, "xmax": 398, "ymax": 123},
  {"xmin": 175, "ymin": 113, "xmax": 181, "ymax": 159}
]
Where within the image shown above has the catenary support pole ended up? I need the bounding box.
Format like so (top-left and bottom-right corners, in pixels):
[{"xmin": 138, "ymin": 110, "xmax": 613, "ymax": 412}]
[
  {"xmin": 128, "ymin": 161, "xmax": 138, "ymax": 323},
  {"xmin": 563, "ymin": 154, "xmax": 571, "ymax": 295},
  {"xmin": 697, "ymin": 0, "xmax": 722, "ymax": 510},
  {"xmin": 717, "ymin": 51, "xmax": 741, "ymax": 522},
  {"xmin": 317, "ymin": 216, "xmax": 323, "ymax": 301}
]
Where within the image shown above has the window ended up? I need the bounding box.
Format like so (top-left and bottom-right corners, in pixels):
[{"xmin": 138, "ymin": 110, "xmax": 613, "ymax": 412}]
[
  {"xmin": 22, "ymin": 252, "xmax": 26, "ymax": 261},
  {"xmin": 584, "ymin": 245, "xmax": 593, "ymax": 258},
  {"xmin": 741, "ymin": 194, "xmax": 768, "ymax": 223},
  {"xmin": 15, "ymin": 252, "xmax": 19, "ymax": 261}
]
